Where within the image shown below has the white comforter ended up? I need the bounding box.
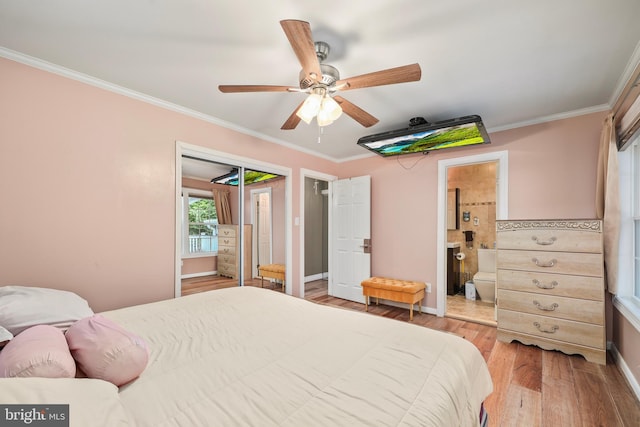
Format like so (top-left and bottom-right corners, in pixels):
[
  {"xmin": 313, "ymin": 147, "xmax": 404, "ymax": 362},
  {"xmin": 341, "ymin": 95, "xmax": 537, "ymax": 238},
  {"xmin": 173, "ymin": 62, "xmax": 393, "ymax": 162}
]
[
  {"xmin": 104, "ymin": 286, "xmax": 492, "ymax": 427},
  {"xmin": 0, "ymin": 286, "xmax": 493, "ymax": 426}
]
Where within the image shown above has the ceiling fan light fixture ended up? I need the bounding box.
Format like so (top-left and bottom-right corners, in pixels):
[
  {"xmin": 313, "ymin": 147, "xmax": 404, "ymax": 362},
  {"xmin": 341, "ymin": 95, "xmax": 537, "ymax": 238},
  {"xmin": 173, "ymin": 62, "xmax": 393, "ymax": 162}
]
[
  {"xmin": 316, "ymin": 109, "xmax": 334, "ymax": 127},
  {"xmin": 296, "ymin": 92, "xmax": 323, "ymax": 124},
  {"xmin": 321, "ymin": 96, "xmax": 342, "ymax": 121},
  {"xmin": 298, "ymin": 91, "xmax": 343, "ymax": 127},
  {"xmin": 317, "ymin": 96, "xmax": 342, "ymax": 126}
]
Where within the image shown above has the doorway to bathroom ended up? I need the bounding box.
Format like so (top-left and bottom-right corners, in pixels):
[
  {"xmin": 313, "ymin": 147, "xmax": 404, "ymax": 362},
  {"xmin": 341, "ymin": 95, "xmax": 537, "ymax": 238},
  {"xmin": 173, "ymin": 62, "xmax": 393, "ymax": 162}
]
[{"xmin": 436, "ymin": 150, "xmax": 508, "ymax": 326}]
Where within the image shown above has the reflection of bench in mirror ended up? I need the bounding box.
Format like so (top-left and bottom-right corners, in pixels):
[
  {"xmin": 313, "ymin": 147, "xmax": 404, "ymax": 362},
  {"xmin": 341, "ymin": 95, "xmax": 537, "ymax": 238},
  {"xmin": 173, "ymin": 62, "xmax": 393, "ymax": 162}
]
[
  {"xmin": 361, "ymin": 277, "xmax": 426, "ymax": 321},
  {"xmin": 258, "ymin": 264, "xmax": 286, "ymax": 291}
]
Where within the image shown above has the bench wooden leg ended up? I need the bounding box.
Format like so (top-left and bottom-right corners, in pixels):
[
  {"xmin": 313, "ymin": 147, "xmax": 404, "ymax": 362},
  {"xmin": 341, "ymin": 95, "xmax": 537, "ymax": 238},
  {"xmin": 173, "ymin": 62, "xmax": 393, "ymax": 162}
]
[
  {"xmin": 410, "ymin": 304, "xmax": 414, "ymax": 321},
  {"xmin": 365, "ymin": 296, "xmax": 369, "ymax": 312}
]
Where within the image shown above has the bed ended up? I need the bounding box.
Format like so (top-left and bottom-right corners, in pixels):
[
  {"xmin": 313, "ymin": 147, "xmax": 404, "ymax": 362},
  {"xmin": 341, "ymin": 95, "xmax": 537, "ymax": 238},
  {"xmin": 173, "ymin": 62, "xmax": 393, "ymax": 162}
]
[{"xmin": 0, "ymin": 286, "xmax": 492, "ymax": 426}]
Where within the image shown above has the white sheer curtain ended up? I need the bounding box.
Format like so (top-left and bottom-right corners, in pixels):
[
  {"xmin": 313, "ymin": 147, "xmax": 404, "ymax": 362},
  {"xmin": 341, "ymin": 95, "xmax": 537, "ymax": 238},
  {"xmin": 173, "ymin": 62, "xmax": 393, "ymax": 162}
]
[{"xmin": 596, "ymin": 112, "xmax": 621, "ymax": 294}]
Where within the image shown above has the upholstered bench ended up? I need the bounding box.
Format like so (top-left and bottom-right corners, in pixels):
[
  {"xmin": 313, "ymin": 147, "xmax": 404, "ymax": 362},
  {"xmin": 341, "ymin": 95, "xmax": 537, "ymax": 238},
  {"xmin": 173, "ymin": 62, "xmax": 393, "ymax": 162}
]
[
  {"xmin": 361, "ymin": 277, "xmax": 426, "ymax": 321},
  {"xmin": 258, "ymin": 264, "xmax": 286, "ymax": 291}
]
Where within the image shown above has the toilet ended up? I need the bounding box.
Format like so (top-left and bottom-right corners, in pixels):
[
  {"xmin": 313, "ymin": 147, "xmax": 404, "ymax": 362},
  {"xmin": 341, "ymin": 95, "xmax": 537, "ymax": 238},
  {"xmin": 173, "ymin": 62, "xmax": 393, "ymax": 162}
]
[{"xmin": 473, "ymin": 248, "xmax": 496, "ymax": 304}]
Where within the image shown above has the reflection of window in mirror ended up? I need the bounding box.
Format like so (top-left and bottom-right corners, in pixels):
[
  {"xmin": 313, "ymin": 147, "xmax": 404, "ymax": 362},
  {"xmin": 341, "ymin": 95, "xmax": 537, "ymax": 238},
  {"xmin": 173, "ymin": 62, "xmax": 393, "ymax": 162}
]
[{"xmin": 447, "ymin": 188, "xmax": 460, "ymax": 230}]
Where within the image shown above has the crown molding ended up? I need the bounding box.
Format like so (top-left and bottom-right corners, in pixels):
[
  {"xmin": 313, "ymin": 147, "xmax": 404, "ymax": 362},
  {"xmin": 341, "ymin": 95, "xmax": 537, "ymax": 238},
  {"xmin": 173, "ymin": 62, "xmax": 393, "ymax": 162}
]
[
  {"xmin": 0, "ymin": 46, "xmax": 625, "ymax": 162},
  {"xmin": 486, "ymin": 104, "xmax": 611, "ymax": 134},
  {"xmin": 610, "ymin": 39, "xmax": 640, "ymax": 108}
]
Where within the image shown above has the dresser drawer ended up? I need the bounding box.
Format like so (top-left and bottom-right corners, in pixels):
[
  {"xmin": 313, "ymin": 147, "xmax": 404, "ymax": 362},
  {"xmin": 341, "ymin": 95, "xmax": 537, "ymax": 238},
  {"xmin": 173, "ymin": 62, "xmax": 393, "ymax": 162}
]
[
  {"xmin": 218, "ymin": 263, "xmax": 236, "ymax": 277},
  {"xmin": 218, "ymin": 237, "xmax": 237, "ymax": 249},
  {"xmin": 218, "ymin": 254, "xmax": 237, "ymax": 266},
  {"xmin": 218, "ymin": 244, "xmax": 237, "ymax": 256},
  {"xmin": 498, "ymin": 289, "xmax": 603, "ymax": 324},
  {"xmin": 497, "ymin": 249, "xmax": 603, "ymax": 277},
  {"xmin": 496, "ymin": 220, "xmax": 602, "ymax": 253},
  {"xmin": 497, "ymin": 269, "xmax": 603, "ymax": 301},
  {"xmin": 498, "ymin": 309, "xmax": 604, "ymax": 349},
  {"xmin": 218, "ymin": 226, "xmax": 237, "ymax": 238}
]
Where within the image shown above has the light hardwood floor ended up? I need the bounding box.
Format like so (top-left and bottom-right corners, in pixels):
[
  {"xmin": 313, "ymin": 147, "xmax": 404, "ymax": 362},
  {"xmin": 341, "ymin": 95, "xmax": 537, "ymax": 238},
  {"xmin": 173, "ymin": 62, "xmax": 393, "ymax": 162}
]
[
  {"xmin": 182, "ymin": 276, "xmax": 640, "ymax": 426},
  {"xmin": 446, "ymin": 294, "xmax": 497, "ymax": 326}
]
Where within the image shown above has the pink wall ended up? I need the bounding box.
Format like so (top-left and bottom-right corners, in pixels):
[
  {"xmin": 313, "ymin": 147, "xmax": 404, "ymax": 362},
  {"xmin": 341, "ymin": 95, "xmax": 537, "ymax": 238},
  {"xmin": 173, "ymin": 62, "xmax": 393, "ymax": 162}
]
[
  {"xmin": 0, "ymin": 57, "xmax": 337, "ymax": 312},
  {"xmin": 340, "ymin": 111, "xmax": 605, "ymax": 308},
  {"xmin": 499, "ymin": 118, "xmax": 602, "ymax": 219},
  {"xmin": 613, "ymin": 309, "xmax": 640, "ymax": 386},
  {"xmin": 182, "ymin": 257, "xmax": 216, "ymax": 276}
]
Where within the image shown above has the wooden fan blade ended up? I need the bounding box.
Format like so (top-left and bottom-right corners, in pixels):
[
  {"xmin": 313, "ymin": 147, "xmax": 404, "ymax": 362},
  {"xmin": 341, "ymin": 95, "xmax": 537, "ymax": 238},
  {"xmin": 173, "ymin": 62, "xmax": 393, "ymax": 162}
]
[
  {"xmin": 334, "ymin": 96, "xmax": 379, "ymax": 127},
  {"xmin": 336, "ymin": 63, "xmax": 421, "ymax": 91},
  {"xmin": 218, "ymin": 85, "xmax": 293, "ymax": 93},
  {"xmin": 280, "ymin": 20, "xmax": 322, "ymax": 84},
  {"xmin": 281, "ymin": 100, "xmax": 305, "ymax": 130}
]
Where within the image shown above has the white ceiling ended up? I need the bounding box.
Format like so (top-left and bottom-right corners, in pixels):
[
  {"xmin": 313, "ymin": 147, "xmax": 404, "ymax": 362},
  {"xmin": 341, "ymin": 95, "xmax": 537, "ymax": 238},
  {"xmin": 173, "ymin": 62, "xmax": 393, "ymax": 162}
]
[
  {"xmin": 1, "ymin": 0, "xmax": 640, "ymax": 161},
  {"xmin": 181, "ymin": 156, "xmax": 234, "ymax": 184}
]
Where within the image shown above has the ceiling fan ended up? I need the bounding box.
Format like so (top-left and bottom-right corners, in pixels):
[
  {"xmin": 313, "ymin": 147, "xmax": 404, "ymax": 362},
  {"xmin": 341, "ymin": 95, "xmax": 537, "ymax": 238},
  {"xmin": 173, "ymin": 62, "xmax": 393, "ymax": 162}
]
[{"xmin": 218, "ymin": 20, "xmax": 422, "ymax": 130}]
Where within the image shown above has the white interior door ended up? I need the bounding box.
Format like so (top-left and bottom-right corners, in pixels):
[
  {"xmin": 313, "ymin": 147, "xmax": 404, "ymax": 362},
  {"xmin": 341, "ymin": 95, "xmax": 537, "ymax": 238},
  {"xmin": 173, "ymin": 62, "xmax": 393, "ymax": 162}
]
[
  {"xmin": 251, "ymin": 189, "xmax": 272, "ymax": 277},
  {"xmin": 329, "ymin": 175, "xmax": 371, "ymax": 303}
]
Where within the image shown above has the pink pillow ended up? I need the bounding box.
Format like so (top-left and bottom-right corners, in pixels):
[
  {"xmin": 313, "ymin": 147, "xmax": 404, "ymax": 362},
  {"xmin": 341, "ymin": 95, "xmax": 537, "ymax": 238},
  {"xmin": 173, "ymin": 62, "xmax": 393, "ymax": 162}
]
[
  {"xmin": 0, "ymin": 325, "xmax": 76, "ymax": 378},
  {"xmin": 65, "ymin": 314, "xmax": 149, "ymax": 386}
]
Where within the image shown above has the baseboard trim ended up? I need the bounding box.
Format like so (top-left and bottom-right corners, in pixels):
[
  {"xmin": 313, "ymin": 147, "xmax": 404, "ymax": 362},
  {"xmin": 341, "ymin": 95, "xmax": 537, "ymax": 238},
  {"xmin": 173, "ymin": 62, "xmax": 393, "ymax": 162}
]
[
  {"xmin": 181, "ymin": 271, "xmax": 216, "ymax": 279},
  {"xmin": 610, "ymin": 342, "xmax": 640, "ymax": 402},
  {"xmin": 369, "ymin": 299, "xmax": 437, "ymax": 316},
  {"xmin": 304, "ymin": 273, "xmax": 327, "ymax": 283}
]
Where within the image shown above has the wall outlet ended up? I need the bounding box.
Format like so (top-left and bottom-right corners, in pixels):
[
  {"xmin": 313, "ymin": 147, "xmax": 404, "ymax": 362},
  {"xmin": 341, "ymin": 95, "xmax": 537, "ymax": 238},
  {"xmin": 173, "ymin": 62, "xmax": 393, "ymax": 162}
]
[{"xmin": 425, "ymin": 282, "xmax": 432, "ymax": 293}]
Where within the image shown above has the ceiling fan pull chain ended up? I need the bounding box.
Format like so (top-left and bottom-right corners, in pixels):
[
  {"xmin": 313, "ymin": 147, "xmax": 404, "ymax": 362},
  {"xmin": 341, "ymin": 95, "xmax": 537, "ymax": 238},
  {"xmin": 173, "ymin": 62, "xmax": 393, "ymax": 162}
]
[{"xmin": 318, "ymin": 125, "xmax": 323, "ymax": 143}]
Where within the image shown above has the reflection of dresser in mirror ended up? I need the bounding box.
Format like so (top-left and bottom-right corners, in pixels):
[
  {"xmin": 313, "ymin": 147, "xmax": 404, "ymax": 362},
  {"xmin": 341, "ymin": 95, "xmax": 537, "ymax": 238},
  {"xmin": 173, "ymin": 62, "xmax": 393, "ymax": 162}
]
[{"xmin": 217, "ymin": 224, "xmax": 252, "ymax": 280}]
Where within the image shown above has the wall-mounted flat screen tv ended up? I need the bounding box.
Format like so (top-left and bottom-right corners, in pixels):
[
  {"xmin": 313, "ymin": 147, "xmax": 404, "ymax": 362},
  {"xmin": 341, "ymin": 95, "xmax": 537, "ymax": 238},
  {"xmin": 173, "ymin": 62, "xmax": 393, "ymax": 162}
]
[
  {"xmin": 211, "ymin": 168, "xmax": 279, "ymax": 186},
  {"xmin": 357, "ymin": 115, "xmax": 490, "ymax": 157}
]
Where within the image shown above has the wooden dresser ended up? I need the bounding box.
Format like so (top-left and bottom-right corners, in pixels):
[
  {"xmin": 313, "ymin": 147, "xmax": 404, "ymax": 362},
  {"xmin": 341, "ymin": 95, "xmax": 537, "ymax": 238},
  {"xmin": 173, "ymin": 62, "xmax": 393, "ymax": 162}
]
[
  {"xmin": 217, "ymin": 224, "xmax": 252, "ymax": 280},
  {"xmin": 496, "ymin": 219, "xmax": 605, "ymax": 364}
]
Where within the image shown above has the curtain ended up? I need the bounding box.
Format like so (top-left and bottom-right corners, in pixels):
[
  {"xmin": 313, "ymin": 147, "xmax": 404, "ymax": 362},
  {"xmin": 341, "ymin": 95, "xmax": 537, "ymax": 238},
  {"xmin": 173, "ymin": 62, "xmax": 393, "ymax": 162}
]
[
  {"xmin": 213, "ymin": 189, "xmax": 232, "ymax": 225},
  {"xmin": 596, "ymin": 112, "xmax": 621, "ymax": 294}
]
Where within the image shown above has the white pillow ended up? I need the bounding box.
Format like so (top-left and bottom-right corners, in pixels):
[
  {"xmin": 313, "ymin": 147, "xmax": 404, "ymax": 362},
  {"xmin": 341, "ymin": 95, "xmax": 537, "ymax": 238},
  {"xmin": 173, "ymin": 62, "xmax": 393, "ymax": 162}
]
[{"xmin": 0, "ymin": 286, "xmax": 94, "ymax": 335}]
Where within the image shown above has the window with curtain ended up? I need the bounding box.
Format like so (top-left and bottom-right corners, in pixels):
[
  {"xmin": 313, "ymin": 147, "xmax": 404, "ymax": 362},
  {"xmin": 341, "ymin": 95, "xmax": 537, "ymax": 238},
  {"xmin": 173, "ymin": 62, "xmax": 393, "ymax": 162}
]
[
  {"xmin": 616, "ymin": 131, "xmax": 640, "ymax": 328},
  {"xmin": 182, "ymin": 188, "xmax": 218, "ymax": 256}
]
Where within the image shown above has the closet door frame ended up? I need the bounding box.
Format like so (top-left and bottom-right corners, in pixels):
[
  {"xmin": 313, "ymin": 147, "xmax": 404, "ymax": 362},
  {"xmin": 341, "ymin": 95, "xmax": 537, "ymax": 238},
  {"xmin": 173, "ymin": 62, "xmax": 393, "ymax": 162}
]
[{"xmin": 174, "ymin": 141, "xmax": 292, "ymax": 297}]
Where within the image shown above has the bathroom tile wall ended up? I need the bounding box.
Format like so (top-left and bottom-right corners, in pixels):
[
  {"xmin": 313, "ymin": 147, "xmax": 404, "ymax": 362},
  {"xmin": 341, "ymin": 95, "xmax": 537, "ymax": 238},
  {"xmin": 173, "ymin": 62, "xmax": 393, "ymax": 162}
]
[{"xmin": 447, "ymin": 162, "xmax": 497, "ymax": 278}]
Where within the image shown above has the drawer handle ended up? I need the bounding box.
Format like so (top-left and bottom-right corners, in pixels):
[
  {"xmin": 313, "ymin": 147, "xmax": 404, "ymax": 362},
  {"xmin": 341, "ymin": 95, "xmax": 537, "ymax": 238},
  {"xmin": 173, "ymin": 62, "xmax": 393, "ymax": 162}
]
[
  {"xmin": 533, "ymin": 300, "xmax": 559, "ymax": 311},
  {"xmin": 533, "ymin": 322, "xmax": 559, "ymax": 334},
  {"xmin": 532, "ymin": 258, "xmax": 556, "ymax": 268},
  {"xmin": 531, "ymin": 236, "xmax": 557, "ymax": 246},
  {"xmin": 532, "ymin": 279, "xmax": 558, "ymax": 289}
]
